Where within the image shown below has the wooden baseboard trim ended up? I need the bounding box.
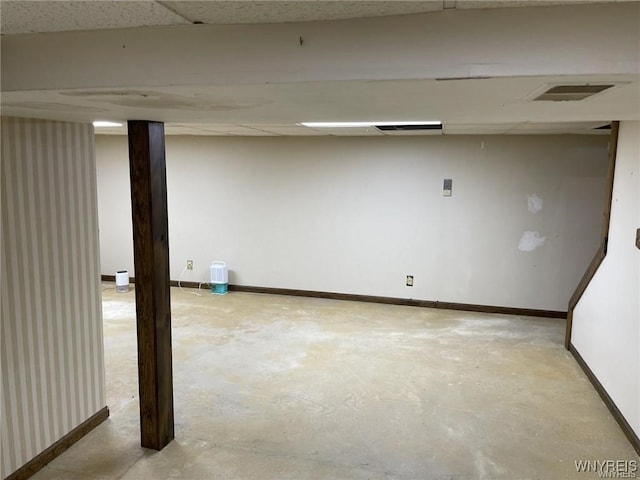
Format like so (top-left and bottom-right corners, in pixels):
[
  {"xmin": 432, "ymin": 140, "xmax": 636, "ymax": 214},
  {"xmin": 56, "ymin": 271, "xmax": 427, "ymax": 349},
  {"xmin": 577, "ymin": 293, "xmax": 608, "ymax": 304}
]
[
  {"xmin": 229, "ymin": 284, "xmax": 566, "ymax": 319},
  {"xmin": 569, "ymin": 344, "xmax": 640, "ymax": 455},
  {"xmin": 6, "ymin": 407, "xmax": 110, "ymax": 480},
  {"xmin": 169, "ymin": 280, "xmax": 207, "ymax": 290},
  {"xmin": 101, "ymin": 275, "xmax": 565, "ymax": 318}
]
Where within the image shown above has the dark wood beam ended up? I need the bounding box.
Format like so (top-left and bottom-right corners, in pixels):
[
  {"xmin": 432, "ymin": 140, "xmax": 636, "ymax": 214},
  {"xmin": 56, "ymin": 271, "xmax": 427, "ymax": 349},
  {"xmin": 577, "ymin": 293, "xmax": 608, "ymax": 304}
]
[{"xmin": 128, "ymin": 120, "xmax": 174, "ymax": 450}]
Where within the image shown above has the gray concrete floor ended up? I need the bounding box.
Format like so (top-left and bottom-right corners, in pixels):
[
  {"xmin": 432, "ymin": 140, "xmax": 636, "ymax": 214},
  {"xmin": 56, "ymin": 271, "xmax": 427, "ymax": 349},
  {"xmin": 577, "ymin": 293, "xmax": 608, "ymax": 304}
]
[{"xmin": 32, "ymin": 285, "xmax": 638, "ymax": 480}]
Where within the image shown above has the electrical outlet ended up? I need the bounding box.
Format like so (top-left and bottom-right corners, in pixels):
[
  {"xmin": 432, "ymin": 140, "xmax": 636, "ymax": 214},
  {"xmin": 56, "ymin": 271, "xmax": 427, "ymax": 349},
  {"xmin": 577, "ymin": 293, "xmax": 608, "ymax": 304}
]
[
  {"xmin": 186, "ymin": 260, "xmax": 194, "ymax": 270},
  {"xmin": 443, "ymin": 178, "xmax": 453, "ymax": 197},
  {"xmin": 406, "ymin": 275, "xmax": 414, "ymax": 287}
]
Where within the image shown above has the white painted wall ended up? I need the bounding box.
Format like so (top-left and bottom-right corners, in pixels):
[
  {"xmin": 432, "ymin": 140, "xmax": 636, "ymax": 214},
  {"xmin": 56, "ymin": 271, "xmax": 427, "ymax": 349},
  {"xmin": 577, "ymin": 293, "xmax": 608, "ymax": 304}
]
[
  {"xmin": 1, "ymin": 117, "xmax": 106, "ymax": 478},
  {"xmin": 97, "ymin": 134, "xmax": 608, "ymax": 312},
  {"xmin": 572, "ymin": 121, "xmax": 640, "ymax": 438}
]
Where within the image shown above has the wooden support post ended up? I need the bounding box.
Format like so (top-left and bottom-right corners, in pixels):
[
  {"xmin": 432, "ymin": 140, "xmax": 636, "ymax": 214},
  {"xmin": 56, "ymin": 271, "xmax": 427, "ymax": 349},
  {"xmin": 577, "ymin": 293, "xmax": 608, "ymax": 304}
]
[{"xmin": 128, "ymin": 120, "xmax": 174, "ymax": 450}]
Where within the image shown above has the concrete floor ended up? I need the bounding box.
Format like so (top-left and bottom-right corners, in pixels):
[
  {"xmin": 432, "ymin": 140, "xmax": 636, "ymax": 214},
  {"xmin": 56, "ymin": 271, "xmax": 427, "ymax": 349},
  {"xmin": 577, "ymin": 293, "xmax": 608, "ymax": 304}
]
[{"xmin": 31, "ymin": 285, "xmax": 638, "ymax": 480}]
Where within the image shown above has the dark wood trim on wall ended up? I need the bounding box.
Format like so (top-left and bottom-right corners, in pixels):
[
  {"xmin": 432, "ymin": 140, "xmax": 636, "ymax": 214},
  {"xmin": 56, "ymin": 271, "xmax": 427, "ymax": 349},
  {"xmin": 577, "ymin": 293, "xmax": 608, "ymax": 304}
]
[
  {"xmin": 169, "ymin": 280, "xmax": 205, "ymax": 289},
  {"xmin": 101, "ymin": 276, "xmax": 565, "ymax": 319},
  {"xmin": 128, "ymin": 120, "xmax": 174, "ymax": 451},
  {"xmin": 570, "ymin": 344, "xmax": 640, "ymax": 455},
  {"xmin": 5, "ymin": 407, "xmax": 109, "ymax": 480},
  {"xmin": 564, "ymin": 121, "xmax": 619, "ymax": 349},
  {"xmin": 229, "ymin": 285, "xmax": 566, "ymax": 318},
  {"xmin": 600, "ymin": 122, "xmax": 620, "ymax": 252}
]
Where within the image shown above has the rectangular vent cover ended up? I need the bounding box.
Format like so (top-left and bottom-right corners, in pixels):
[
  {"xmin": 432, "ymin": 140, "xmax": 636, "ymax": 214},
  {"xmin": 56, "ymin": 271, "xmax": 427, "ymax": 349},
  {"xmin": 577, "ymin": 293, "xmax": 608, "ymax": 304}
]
[
  {"xmin": 376, "ymin": 124, "xmax": 443, "ymax": 131},
  {"xmin": 533, "ymin": 85, "xmax": 614, "ymax": 101}
]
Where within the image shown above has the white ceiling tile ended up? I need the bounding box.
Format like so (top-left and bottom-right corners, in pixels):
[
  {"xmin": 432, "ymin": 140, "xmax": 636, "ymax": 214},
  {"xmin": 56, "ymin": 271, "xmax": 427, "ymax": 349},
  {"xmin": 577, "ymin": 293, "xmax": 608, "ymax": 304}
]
[
  {"xmin": 229, "ymin": 131, "xmax": 279, "ymax": 136},
  {"xmin": 168, "ymin": 123, "xmax": 243, "ymax": 128},
  {"xmin": 444, "ymin": 124, "xmax": 513, "ymax": 134},
  {"xmin": 244, "ymin": 126, "xmax": 328, "ymax": 135},
  {"xmin": 305, "ymin": 127, "xmax": 383, "ymax": 136},
  {"xmin": 455, "ymin": 0, "xmax": 608, "ymax": 9},
  {"xmin": 507, "ymin": 122, "xmax": 607, "ymax": 133},
  {"xmin": 165, "ymin": 126, "xmax": 229, "ymax": 135},
  {"xmin": 0, "ymin": 0, "xmax": 623, "ymax": 35},
  {"xmin": 161, "ymin": 1, "xmax": 443, "ymax": 26},
  {"xmin": 196, "ymin": 125, "xmax": 273, "ymax": 133},
  {"xmin": 0, "ymin": 1, "xmax": 190, "ymax": 35},
  {"xmin": 206, "ymin": 129, "xmax": 278, "ymax": 136}
]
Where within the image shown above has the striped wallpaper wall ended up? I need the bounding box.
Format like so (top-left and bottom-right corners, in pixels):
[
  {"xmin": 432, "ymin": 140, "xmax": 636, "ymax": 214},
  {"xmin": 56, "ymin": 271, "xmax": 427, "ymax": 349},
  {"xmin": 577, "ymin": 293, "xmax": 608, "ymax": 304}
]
[{"xmin": 1, "ymin": 117, "xmax": 106, "ymax": 478}]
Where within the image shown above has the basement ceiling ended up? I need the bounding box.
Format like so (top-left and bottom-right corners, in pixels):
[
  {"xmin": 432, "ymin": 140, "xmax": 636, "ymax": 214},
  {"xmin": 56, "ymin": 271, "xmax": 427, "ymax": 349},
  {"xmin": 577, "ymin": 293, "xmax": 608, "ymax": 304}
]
[
  {"xmin": 0, "ymin": 0, "xmax": 632, "ymax": 34},
  {"xmin": 4, "ymin": 75, "xmax": 635, "ymax": 135},
  {"xmin": 92, "ymin": 121, "xmax": 614, "ymax": 136},
  {"xmin": 1, "ymin": 1, "xmax": 637, "ymax": 136}
]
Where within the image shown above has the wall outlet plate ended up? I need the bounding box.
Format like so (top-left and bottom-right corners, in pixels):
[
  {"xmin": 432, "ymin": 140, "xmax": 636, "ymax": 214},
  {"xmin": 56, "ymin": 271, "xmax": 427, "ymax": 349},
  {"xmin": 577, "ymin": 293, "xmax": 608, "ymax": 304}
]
[
  {"xmin": 187, "ymin": 260, "xmax": 194, "ymax": 270},
  {"xmin": 443, "ymin": 178, "xmax": 452, "ymax": 197},
  {"xmin": 406, "ymin": 275, "xmax": 414, "ymax": 287}
]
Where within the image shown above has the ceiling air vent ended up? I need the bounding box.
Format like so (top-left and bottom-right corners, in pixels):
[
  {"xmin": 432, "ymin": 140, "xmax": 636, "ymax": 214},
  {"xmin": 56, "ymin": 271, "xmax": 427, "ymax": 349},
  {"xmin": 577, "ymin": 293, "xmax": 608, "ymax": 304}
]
[
  {"xmin": 533, "ymin": 85, "xmax": 615, "ymax": 102},
  {"xmin": 375, "ymin": 123, "xmax": 443, "ymax": 135}
]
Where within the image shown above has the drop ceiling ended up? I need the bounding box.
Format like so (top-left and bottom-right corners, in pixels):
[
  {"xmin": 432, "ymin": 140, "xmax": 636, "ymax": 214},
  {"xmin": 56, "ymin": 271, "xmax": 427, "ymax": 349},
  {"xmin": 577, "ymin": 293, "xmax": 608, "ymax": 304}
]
[
  {"xmin": 1, "ymin": 0, "xmax": 638, "ymax": 136},
  {"xmin": 93, "ymin": 121, "xmax": 614, "ymax": 136},
  {"xmin": 1, "ymin": 0, "xmax": 632, "ymax": 34},
  {"xmin": 5, "ymin": 76, "xmax": 634, "ymax": 136}
]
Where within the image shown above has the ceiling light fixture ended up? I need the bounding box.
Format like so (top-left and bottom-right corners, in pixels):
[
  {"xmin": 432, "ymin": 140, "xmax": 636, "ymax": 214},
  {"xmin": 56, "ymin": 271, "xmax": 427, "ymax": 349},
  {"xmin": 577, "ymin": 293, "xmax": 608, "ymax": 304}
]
[
  {"xmin": 93, "ymin": 121, "xmax": 123, "ymax": 127},
  {"xmin": 300, "ymin": 121, "xmax": 441, "ymax": 128}
]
